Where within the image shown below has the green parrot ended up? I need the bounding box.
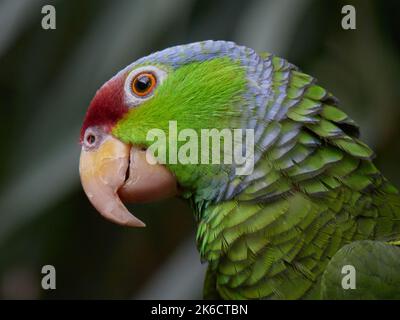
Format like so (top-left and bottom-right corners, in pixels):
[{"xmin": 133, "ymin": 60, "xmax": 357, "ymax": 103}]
[{"xmin": 79, "ymin": 40, "xmax": 400, "ymax": 299}]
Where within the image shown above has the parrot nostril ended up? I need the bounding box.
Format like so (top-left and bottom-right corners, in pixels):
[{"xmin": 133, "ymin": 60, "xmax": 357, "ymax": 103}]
[
  {"xmin": 86, "ymin": 134, "xmax": 96, "ymax": 145},
  {"xmin": 83, "ymin": 126, "xmax": 104, "ymax": 149}
]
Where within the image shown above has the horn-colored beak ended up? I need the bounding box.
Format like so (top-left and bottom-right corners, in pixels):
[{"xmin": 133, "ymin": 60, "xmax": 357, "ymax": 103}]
[{"xmin": 79, "ymin": 134, "xmax": 178, "ymax": 227}]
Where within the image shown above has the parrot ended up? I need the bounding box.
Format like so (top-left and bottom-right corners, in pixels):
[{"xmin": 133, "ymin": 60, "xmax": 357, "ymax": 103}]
[{"xmin": 79, "ymin": 40, "xmax": 400, "ymax": 299}]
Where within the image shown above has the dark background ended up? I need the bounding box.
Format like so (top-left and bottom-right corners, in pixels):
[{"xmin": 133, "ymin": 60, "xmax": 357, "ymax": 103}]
[{"xmin": 0, "ymin": 0, "xmax": 399, "ymax": 299}]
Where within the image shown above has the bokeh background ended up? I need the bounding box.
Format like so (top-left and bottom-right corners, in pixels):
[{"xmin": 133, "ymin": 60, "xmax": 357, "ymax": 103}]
[{"xmin": 0, "ymin": 0, "xmax": 399, "ymax": 299}]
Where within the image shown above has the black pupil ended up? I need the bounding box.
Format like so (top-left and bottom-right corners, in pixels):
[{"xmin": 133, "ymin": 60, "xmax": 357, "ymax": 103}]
[
  {"xmin": 135, "ymin": 75, "xmax": 151, "ymax": 92},
  {"xmin": 87, "ymin": 134, "xmax": 96, "ymax": 145}
]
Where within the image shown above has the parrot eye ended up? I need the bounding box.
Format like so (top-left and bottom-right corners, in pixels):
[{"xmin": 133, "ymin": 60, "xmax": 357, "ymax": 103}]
[
  {"xmin": 124, "ymin": 66, "xmax": 167, "ymax": 107},
  {"xmin": 131, "ymin": 72, "xmax": 157, "ymax": 97}
]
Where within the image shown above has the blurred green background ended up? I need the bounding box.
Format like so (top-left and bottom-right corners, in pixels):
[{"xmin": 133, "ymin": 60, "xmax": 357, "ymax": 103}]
[{"xmin": 0, "ymin": 0, "xmax": 399, "ymax": 299}]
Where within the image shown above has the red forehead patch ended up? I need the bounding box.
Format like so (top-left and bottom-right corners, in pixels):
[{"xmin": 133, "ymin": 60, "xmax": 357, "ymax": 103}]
[{"xmin": 80, "ymin": 74, "xmax": 128, "ymax": 142}]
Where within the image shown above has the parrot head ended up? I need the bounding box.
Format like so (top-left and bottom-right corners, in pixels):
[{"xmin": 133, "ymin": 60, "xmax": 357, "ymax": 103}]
[
  {"xmin": 79, "ymin": 40, "xmax": 253, "ymax": 227},
  {"xmin": 79, "ymin": 41, "xmax": 400, "ymax": 301}
]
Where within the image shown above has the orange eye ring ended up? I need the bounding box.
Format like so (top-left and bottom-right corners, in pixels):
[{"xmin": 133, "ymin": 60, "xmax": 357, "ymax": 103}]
[{"xmin": 131, "ymin": 72, "xmax": 157, "ymax": 97}]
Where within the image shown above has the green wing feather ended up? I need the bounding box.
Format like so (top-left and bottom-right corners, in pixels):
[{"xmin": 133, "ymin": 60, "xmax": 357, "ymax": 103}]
[{"xmin": 196, "ymin": 53, "xmax": 400, "ymax": 299}]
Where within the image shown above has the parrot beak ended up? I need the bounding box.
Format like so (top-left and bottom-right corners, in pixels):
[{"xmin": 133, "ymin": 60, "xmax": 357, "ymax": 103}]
[{"xmin": 79, "ymin": 134, "xmax": 178, "ymax": 227}]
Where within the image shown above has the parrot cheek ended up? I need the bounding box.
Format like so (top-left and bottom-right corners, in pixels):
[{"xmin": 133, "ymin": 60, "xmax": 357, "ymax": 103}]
[{"xmin": 79, "ymin": 134, "xmax": 178, "ymax": 227}]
